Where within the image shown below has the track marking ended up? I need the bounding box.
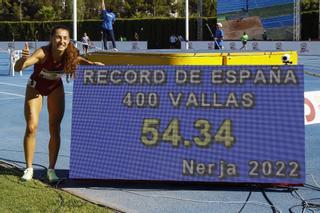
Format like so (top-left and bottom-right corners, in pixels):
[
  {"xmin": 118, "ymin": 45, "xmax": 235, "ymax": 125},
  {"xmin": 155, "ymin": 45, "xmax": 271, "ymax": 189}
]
[
  {"xmin": 0, "ymin": 91, "xmax": 24, "ymax": 97},
  {"xmin": 0, "ymin": 97, "xmax": 23, "ymax": 100},
  {"xmin": 0, "ymin": 82, "xmax": 25, "ymax": 87}
]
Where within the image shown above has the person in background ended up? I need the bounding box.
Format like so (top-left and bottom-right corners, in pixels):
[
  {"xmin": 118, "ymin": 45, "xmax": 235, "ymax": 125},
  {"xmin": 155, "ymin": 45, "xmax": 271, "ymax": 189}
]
[
  {"xmin": 81, "ymin": 32, "xmax": 91, "ymax": 54},
  {"xmin": 262, "ymin": 31, "xmax": 267, "ymax": 41},
  {"xmin": 120, "ymin": 36, "xmax": 127, "ymax": 41},
  {"xmin": 177, "ymin": 35, "xmax": 184, "ymax": 49},
  {"xmin": 214, "ymin": 23, "xmax": 224, "ymax": 50},
  {"xmin": 240, "ymin": 32, "xmax": 249, "ymax": 50},
  {"xmin": 169, "ymin": 34, "xmax": 178, "ymax": 49},
  {"xmin": 101, "ymin": 0, "xmax": 117, "ymax": 51},
  {"xmin": 134, "ymin": 32, "xmax": 139, "ymax": 41},
  {"xmin": 14, "ymin": 25, "xmax": 104, "ymax": 183},
  {"xmin": 177, "ymin": 35, "xmax": 184, "ymax": 42}
]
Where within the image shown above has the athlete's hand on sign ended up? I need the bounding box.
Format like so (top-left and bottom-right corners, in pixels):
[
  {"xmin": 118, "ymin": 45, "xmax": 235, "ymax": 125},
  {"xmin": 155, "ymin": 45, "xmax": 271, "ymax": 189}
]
[
  {"xmin": 77, "ymin": 56, "xmax": 105, "ymax": 66},
  {"xmin": 93, "ymin": 62, "xmax": 104, "ymax": 66},
  {"xmin": 22, "ymin": 42, "xmax": 30, "ymax": 59}
]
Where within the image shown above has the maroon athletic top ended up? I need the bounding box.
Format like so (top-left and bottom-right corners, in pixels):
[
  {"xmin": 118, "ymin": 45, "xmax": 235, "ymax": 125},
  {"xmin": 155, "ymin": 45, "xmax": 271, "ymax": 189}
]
[{"xmin": 28, "ymin": 46, "xmax": 64, "ymax": 96}]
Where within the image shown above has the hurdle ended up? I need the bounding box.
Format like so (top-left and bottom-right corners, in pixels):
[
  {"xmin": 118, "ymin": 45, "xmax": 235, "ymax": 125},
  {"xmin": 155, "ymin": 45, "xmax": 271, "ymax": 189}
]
[{"xmin": 8, "ymin": 49, "xmax": 22, "ymax": 77}]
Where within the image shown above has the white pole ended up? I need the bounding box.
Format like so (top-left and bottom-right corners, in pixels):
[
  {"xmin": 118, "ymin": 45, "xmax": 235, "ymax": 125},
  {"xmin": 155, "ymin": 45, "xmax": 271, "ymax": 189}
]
[
  {"xmin": 19, "ymin": 0, "xmax": 22, "ymax": 22},
  {"xmin": 73, "ymin": 0, "xmax": 77, "ymax": 47},
  {"xmin": 185, "ymin": 0, "xmax": 189, "ymax": 50},
  {"xmin": 295, "ymin": 0, "xmax": 301, "ymax": 41},
  {"xmin": 197, "ymin": 0, "xmax": 203, "ymax": 41}
]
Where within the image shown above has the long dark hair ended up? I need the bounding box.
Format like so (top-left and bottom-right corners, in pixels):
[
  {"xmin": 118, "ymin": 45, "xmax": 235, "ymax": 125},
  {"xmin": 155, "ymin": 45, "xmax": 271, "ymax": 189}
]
[{"xmin": 50, "ymin": 25, "xmax": 79, "ymax": 78}]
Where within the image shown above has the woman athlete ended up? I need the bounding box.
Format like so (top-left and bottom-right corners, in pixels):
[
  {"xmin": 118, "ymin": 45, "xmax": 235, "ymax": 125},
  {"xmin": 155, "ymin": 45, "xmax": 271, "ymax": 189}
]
[{"xmin": 14, "ymin": 25, "xmax": 104, "ymax": 182}]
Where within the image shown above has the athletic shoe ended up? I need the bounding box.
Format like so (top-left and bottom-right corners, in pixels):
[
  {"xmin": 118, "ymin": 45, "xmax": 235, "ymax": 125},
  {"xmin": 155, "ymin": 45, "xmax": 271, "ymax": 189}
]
[
  {"xmin": 21, "ymin": 168, "xmax": 33, "ymax": 181},
  {"xmin": 112, "ymin": 48, "xmax": 119, "ymax": 52},
  {"xmin": 47, "ymin": 169, "xmax": 59, "ymax": 183}
]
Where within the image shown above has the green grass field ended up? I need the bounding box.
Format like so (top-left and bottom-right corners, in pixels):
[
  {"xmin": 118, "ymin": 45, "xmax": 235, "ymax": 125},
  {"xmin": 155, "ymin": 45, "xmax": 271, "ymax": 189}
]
[{"xmin": 0, "ymin": 164, "xmax": 115, "ymax": 213}]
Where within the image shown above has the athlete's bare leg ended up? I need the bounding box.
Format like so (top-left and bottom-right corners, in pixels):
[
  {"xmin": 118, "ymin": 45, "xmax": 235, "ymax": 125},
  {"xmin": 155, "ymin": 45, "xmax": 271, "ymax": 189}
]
[
  {"xmin": 24, "ymin": 86, "xmax": 42, "ymax": 168},
  {"xmin": 47, "ymin": 84, "xmax": 65, "ymax": 169}
]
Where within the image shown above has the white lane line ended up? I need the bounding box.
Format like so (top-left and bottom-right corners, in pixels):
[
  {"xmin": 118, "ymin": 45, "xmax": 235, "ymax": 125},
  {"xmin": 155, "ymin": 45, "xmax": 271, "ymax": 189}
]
[
  {"xmin": 0, "ymin": 82, "xmax": 73, "ymax": 94},
  {"xmin": 0, "ymin": 91, "xmax": 25, "ymax": 97},
  {"xmin": 0, "ymin": 97, "xmax": 23, "ymax": 101},
  {"xmin": 0, "ymin": 82, "xmax": 25, "ymax": 87}
]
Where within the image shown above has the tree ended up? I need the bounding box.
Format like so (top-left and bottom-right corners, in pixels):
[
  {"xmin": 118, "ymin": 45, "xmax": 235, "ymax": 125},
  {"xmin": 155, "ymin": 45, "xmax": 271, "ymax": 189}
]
[
  {"xmin": 0, "ymin": 0, "xmax": 218, "ymax": 20},
  {"xmin": 83, "ymin": 1, "xmax": 100, "ymax": 19},
  {"xmin": 176, "ymin": 0, "xmax": 216, "ymax": 17},
  {"xmin": 35, "ymin": 5, "xmax": 57, "ymax": 20},
  {"xmin": 22, "ymin": 0, "xmax": 42, "ymax": 20},
  {"xmin": 301, "ymin": 0, "xmax": 319, "ymax": 11},
  {"xmin": 0, "ymin": 0, "xmax": 12, "ymax": 20},
  {"xmin": 0, "ymin": 0, "xmax": 20, "ymax": 20},
  {"xmin": 65, "ymin": 0, "xmax": 85, "ymax": 20}
]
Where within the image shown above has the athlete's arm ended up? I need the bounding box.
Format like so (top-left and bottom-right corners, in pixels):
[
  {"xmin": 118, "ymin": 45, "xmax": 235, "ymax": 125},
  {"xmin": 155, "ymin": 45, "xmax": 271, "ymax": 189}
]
[
  {"xmin": 78, "ymin": 56, "xmax": 104, "ymax": 66},
  {"xmin": 101, "ymin": 0, "xmax": 105, "ymax": 11},
  {"xmin": 14, "ymin": 43, "xmax": 45, "ymax": 72}
]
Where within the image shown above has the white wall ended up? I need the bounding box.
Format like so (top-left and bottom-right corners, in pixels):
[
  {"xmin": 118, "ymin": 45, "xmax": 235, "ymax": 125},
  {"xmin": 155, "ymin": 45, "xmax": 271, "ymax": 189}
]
[
  {"xmin": 181, "ymin": 41, "xmax": 320, "ymax": 56},
  {"xmin": 0, "ymin": 41, "xmax": 148, "ymax": 54},
  {"xmin": 87, "ymin": 41, "xmax": 148, "ymax": 52},
  {"xmin": 1, "ymin": 41, "xmax": 319, "ymax": 56}
]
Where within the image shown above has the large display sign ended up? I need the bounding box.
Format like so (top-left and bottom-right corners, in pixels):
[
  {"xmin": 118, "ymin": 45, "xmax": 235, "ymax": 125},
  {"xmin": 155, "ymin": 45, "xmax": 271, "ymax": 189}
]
[{"xmin": 70, "ymin": 65, "xmax": 305, "ymax": 184}]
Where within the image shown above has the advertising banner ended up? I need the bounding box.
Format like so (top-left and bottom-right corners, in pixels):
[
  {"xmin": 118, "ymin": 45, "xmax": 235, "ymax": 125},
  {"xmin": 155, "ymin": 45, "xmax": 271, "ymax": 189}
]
[
  {"xmin": 217, "ymin": 0, "xmax": 294, "ymax": 40},
  {"xmin": 305, "ymin": 91, "xmax": 320, "ymax": 125}
]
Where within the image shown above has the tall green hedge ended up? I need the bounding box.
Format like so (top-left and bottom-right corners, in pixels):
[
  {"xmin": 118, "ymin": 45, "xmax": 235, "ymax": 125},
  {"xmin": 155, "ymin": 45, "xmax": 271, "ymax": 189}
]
[
  {"xmin": 0, "ymin": 18, "xmax": 216, "ymax": 49},
  {"xmin": 301, "ymin": 12, "xmax": 319, "ymax": 41},
  {"xmin": 0, "ymin": 20, "xmax": 74, "ymax": 42},
  {"xmin": 0, "ymin": 15, "xmax": 318, "ymax": 48}
]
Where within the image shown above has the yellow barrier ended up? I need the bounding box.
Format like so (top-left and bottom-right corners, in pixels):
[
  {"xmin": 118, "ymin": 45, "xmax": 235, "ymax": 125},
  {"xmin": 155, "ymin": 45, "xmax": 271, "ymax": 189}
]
[
  {"xmin": 223, "ymin": 51, "xmax": 298, "ymax": 65},
  {"xmin": 84, "ymin": 51, "xmax": 297, "ymax": 66},
  {"xmin": 85, "ymin": 52, "xmax": 223, "ymax": 65}
]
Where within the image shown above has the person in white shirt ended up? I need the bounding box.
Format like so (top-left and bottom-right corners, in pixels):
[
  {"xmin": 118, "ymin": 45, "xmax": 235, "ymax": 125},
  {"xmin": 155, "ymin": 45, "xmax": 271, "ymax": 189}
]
[{"xmin": 82, "ymin": 32, "xmax": 91, "ymax": 54}]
